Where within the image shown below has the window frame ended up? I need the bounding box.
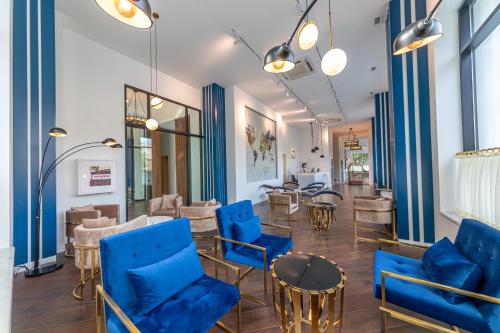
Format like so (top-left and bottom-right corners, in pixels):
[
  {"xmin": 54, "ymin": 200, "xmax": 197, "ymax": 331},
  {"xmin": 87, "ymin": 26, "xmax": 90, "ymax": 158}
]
[{"xmin": 459, "ymin": 0, "xmax": 499, "ymax": 150}]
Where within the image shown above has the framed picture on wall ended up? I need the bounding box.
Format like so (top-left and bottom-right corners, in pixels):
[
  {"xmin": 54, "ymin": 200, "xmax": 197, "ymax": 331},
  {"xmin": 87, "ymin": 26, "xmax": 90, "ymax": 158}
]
[
  {"xmin": 245, "ymin": 106, "xmax": 277, "ymax": 182},
  {"xmin": 77, "ymin": 159, "xmax": 117, "ymax": 195}
]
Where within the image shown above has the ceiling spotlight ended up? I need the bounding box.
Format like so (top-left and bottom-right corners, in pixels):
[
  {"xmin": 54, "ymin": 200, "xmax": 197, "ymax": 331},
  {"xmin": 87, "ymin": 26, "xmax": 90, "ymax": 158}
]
[
  {"xmin": 95, "ymin": 0, "xmax": 153, "ymax": 29},
  {"xmin": 102, "ymin": 138, "xmax": 117, "ymax": 146},
  {"xmin": 286, "ymin": 92, "xmax": 290, "ymax": 97},
  {"xmin": 298, "ymin": 20, "xmax": 319, "ymax": 50}
]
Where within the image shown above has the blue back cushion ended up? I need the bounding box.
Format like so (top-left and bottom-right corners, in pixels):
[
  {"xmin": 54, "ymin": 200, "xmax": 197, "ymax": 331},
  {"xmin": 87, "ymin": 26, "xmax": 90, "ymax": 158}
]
[
  {"xmin": 454, "ymin": 219, "xmax": 500, "ymax": 328},
  {"xmin": 233, "ymin": 216, "xmax": 262, "ymax": 244},
  {"xmin": 127, "ymin": 242, "xmax": 204, "ymax": 315},
  {"xmin": 216, "ymin": 200, "xmax": 255, "ymax": 252},
  {"xmin": 423, "ymin": 237, "xmax": 482, "ymax": 303},
  {"xmin": 100, "ymin": 218, "xmax": 194, "ymax": 319}
]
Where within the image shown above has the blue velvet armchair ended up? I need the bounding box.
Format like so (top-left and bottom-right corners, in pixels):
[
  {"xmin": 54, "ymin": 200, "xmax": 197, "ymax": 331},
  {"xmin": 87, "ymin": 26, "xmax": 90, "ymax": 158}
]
[
  {"xmin": 374, "ymin": 219, "xmax": 500, "ymax": 333},
  {"xmin": 96, "ymin": 218, "xmax": 241, "ymax": 333},
  {"xmin": 215, "ymin": 200, "xmax": 293, "ymax": 305}
]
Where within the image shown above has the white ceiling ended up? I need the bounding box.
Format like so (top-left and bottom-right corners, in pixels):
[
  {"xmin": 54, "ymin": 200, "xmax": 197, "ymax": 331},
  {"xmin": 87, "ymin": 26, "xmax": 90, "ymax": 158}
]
[{"xmin": 56, "ymin": 0, "xmax": 389, "ymax": 126}]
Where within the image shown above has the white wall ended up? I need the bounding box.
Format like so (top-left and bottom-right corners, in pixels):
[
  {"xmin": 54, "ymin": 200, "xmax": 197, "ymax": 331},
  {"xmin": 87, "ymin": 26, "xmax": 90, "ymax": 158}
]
[
  {"xmin": 55, "ymin": 20, "xmax": 201, "ymax": 252},
  {"xmin": 225, "ymin": 85, "xmax": 301, "ymax": 204},
  {"xmin": 428, "ymin": 1, "xmax": 463, "ymax": 241},
  {"xmin": 298, "ymin": 125, "xmax": 331, "ymax": 175},
  {"xmin": 0, "ymin": 0, "xmax": 12, "ymax": 249}
]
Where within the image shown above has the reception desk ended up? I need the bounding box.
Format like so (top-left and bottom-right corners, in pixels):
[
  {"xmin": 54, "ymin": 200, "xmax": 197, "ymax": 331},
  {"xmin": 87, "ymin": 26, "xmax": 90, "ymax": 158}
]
[{"xmin": 297, "ymin": 172, "xmax": 331, "ymax": 188}]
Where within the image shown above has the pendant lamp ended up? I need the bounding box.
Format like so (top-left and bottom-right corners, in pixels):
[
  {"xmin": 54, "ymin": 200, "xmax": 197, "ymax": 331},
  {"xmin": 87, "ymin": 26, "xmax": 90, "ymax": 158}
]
[
  {"xmin": 95, "ymin": 0, "xmax": 153, "ymax": 29},
  {"xmin": 298, "ymin": 0, "xmax": 318, "ymax": 50},
  {"xmin": 321, "ymin": 0, "xmax": 347, "ymax": 76}
]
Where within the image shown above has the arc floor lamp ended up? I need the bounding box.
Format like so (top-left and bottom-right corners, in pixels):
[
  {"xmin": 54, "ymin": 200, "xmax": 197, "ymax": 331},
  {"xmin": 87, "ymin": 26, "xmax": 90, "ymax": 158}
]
[{"xmin": 25, "ymin": 128, "xmax": 122, "ymax": 277}]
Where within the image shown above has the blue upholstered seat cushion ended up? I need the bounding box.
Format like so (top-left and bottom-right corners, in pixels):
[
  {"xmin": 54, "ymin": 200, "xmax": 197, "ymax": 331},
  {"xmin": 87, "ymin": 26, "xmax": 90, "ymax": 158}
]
[
  {"xmin": 373, "ymin": 250, "xmax": 491, "ymax": 333},
  {"xmin": 224, "ymin": 233, "xmax": 293, "ymax": 271},
  {"xmin": 423, "ymin": 237, "xmax": 482, "ymax": 304},
  {"xmin": 106, "ymin": 275, "xmax": 240, "ymax": 333},
  {"xmin": 232, "ymin": 216, "xmax": 262, "ymax": 244},
  {"xmin": 127, "ymin": 242, "xmax": 204, "ymax": 315}
]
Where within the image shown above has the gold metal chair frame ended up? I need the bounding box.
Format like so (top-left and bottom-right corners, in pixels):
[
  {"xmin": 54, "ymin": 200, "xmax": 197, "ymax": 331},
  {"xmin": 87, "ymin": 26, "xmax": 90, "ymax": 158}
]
[
  {"xmin": 269, "ymin": 202, "xmax": 300, "ymax": 228},
  {"xmin": 188, "ymin": 214, "xmax": 220, "ymax": 253},
  {"xmin": 377, "ymin": 239, "xmax": 500, "ymax": 333},
  {"xmin": 73, "ymin": 243, "xmax": 100, "ymax": 300},
  {"xmin": 214, "ymin": 222, "xmax": 293, "ymax": 306},
  {"xmin": 270, "ymin": 252, "xmax": 346, "ymax": 333},
  {"xmin": 353, "ymin": 208, "xmax": 397, "ymax": 243},
  {"xmin": 96, "ymin": 252, "xmax": 242, "ymax": 333}
]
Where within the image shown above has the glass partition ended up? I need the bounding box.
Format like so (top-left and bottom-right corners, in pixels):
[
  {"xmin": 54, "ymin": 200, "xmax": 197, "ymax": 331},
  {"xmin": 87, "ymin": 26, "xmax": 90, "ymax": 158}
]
[{"xmin": 125, "ymin": 85, "xmax": 203, "ymax": 219}]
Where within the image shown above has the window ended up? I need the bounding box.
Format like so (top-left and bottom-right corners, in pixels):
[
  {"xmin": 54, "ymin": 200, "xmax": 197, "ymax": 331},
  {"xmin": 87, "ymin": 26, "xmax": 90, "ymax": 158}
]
[{"xmin": 459, "ymin": 0, "xmax": 500, "ymax": 150}]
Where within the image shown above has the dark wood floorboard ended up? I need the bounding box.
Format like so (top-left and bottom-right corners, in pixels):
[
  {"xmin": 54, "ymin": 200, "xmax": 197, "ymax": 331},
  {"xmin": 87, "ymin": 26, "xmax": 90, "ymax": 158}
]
[{"xmin": 12, "ymin": 184, "xmax": 430, "ymax": 332}]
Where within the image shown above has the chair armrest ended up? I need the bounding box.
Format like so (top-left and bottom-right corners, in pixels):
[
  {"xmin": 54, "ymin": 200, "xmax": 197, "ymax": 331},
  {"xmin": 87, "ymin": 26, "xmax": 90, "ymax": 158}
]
[
  {"xmin": 377, "ymin": 239, "xmax": 429, "ymax": 250},
  {"xmin": 96, "ymin": 285, "xmax": 139, "ymax": 333},
  {"xmin": 380, "ymin": 270, "xmax": 500, "ymax": 305},
  {"xmin": 198, "ymin": 252, "xmax": 241, "ymax": 287},
  {"xmin": 214, "ymin": 236, "xmax": 266, "ymax": 252},
  {"xmin": 174, "ymin": 196, "xmax": 183, "ymax": 209},
  {"xmin": 260, "ymin": 222, "xmax": 292, "ymax": 237}
]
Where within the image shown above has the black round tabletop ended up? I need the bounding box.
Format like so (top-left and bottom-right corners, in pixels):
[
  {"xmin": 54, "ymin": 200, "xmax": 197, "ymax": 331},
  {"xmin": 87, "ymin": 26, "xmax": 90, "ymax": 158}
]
[
  {"xmin": 273, "ymin": 253, "xmax": 342, "ymax": 291},
  {"xmin": 308, "ymin": 202, "xmax": 336, "ymax": 209}
]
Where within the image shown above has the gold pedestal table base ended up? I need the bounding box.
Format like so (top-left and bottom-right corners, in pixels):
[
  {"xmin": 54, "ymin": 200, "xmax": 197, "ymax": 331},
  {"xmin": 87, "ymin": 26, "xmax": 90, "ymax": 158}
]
[{"xmin": 271, "ymin": 252, "xmax": 346, "ymax": 333}]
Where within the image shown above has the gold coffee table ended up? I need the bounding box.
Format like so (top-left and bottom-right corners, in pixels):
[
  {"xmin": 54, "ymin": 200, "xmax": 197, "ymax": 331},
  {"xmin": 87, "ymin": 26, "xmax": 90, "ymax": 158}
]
[
  {"xmin": 271, "ymin": 252, "xmax": 346, "ymax": 333},
  {"xmin": 307, "ymin": 202, "xmax": 336, "ymax": 231}
]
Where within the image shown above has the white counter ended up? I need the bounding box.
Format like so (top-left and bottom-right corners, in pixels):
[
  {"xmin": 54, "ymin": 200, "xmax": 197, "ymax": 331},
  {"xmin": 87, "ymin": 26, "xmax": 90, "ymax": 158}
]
[{"xmin": 297, "ymin": 172, "xmax": 331, "ymax": 188}]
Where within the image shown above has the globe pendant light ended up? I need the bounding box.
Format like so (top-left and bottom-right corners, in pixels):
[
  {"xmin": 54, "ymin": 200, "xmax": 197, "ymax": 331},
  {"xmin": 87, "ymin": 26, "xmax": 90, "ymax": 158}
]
[
  {"xmin": 151, "ymin": 96, "xmax": 163, "ymax": 109},
  {"xmin": 95, "ymin": 0, "xmax": 153, "ymax": 29},
  {"xmin": 321, "ymin": 0, "xmax": 347, "ymax": 76},
  {"xmin": 298, "ymin": 1, "xmax": 318, "ymax": 50},
  {"xmin": 393, "ymin": 0, "xmax": 444, "ymax": 55},
  {"xmin": 298, "ymin": 21, "xmax": 319, "ymax": 50},
  {"xmin": 145, "ymin": 118, "xmax": 159, "ymax": 130}
]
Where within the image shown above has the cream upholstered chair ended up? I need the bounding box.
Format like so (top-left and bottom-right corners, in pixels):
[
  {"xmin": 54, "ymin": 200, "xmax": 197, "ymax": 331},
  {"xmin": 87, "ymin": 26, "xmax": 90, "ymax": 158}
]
[
  {"xmin": 72, "ymin": 215, "xmax": 150, "ymax": 300},
  {"xmin": 353, "ymin": 195, "xmax": 396, "ymax": 242},
  {"xmin": 148, "ymin": 194, "xmax": 183, "ymax": 218},
  {"xmin": 268, "ymin": 191, "xmax": 299, "ymax": 227},
  {"xmin": 179, "ymin": 200, "xmax": 222, "ymax": 251},
  {"xmin": 65, "ymin": 204, "xmax": 120, "ymax": 257}
]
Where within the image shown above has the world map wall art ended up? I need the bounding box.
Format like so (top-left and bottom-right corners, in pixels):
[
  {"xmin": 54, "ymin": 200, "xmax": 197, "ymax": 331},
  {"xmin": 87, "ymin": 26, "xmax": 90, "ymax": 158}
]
[{"xmin": 245, "ymin": 106, "xmax": 277, "ymax": 182}]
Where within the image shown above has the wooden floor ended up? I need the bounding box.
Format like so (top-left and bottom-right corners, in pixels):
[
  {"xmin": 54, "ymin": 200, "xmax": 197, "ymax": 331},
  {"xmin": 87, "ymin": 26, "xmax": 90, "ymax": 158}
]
[{"xmin": 12, "ymin": 184, "xmax": 430, "ymax": 333}]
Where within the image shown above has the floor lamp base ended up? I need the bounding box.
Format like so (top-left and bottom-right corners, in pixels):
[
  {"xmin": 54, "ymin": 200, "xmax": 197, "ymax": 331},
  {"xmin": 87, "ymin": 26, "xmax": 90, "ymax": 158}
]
[{"xmin": 24, "ymin": 262, "xmax": 64, "ymax": 278}]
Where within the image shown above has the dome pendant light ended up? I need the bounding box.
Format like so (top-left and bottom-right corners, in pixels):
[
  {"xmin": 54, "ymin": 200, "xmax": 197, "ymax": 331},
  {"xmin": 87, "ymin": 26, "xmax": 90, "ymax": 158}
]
[
  {"xmin": 95, "ymin": 0, "xmax": 153, "ymax": 29},
  {"xmin": 393, "ymin": 0, "xmax": 444, "ymax": 55},
  {"xmin": 321, "ymin": 0, "xmax": 347, "ymax": 76}
]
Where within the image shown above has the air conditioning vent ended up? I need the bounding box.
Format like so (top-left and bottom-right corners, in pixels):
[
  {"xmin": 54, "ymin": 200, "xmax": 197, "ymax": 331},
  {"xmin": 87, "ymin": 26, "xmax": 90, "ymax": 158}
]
[{"xmin": 281, "ymin": 57, "xmax": 315, "ymax": 80}]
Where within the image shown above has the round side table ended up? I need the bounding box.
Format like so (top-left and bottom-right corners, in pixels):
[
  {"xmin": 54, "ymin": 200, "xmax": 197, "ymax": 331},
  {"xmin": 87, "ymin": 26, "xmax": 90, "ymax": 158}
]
[
  {"xmin": 271, "ymin": 252, "xmax": 346, "ymax": 333},
  {"xmin": 307, "ymin": 202, "xmax": 336, "ymax": 231}
]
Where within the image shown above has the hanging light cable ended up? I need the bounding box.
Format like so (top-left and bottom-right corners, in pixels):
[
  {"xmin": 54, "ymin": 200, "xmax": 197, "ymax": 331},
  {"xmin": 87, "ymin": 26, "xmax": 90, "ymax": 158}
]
[
  {"xmin": 145, "ymin": 13, "xmax": 159, "ymax": 131},
  {"xmin": 298, "ymin": 0, "xmax": 319, "ymax": 50},
  {"xmin": 150, "ymin": 13, "xmax": 163, "ymax": 110},
  {"xmin": 321, "ymin": 0, "xmax": 347, "ymax": 76}
]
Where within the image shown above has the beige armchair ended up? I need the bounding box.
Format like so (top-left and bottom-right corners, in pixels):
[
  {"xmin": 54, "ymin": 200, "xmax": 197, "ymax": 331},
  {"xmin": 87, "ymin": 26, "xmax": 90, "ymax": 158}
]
[
  {"xmin": 179, "ymin": 200, "xmax": 221, "ymax": 252},
  {"xmin": 65, "ymin": 204, "xmax": 120, "ymax": 257},
  {"xmin": 353, "ymin": 195, "xmax": 396, "ymax": 243},
  {"xmin": 72, "ymin": 215, "xmax": 148, "ymax": 300},
  {"xmin": 148, "ymin": 194, "xmax": 183, "ymax": 218},
  {"xmin": 269, "ymin": 191, "xmax": 299, "ymax": 227}
]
